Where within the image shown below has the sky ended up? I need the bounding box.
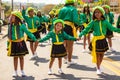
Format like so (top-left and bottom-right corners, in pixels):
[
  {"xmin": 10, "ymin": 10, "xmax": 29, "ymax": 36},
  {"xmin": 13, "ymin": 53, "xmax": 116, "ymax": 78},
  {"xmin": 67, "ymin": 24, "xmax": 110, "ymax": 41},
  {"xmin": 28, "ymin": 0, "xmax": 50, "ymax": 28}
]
[{"xmin": 2, "ymin": 0, "xmax": 65, "ymax": 4}]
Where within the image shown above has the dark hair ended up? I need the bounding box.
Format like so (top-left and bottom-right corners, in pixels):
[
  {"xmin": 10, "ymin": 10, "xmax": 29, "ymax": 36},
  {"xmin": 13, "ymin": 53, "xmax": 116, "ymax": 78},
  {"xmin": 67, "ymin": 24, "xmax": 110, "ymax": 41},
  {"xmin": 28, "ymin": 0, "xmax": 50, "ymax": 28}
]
[
  {"xmin": 92, "ymin": 11, "xmax": 105, "ymax": 20},
  {"xmin": 83, "ymin": 6, "xmax": 91, "ymax": 15},
  {"xmin": 14, "ymin": 16, "xmax": 23, "ymax": 26},
  {"xmin": 37, "ymin": 11, "xmax": 42, "ymax": 17},
  {"xmin": 8, "ymin": 16, "xmax": 22, "ymax": 39}
]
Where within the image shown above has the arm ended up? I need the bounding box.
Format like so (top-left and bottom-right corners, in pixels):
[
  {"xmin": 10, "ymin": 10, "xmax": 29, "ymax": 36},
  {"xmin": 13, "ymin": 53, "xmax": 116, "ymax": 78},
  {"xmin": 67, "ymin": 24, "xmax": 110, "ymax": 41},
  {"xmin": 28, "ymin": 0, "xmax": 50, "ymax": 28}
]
[
  {"xmin": 63, "ymin": 31, "xmax": 76, "ymax": 41},
  {"xmin": 107, "ymin": 21, "xmax": 120, "ymax": 33},
  {"xmin": 38, "ymin": 32, "xmax": 52, "ymax": 42},
  {"xmin": 21, "ymin": 24, "xmax": 36, "ymax": 41},
  {"xmin": 22, "ymin": 7, "xmax": 28, "ymax": 21},
  {"xmin": 110, "ymin": 12, "xmax": 114, "ymax": 24},
  {"xmin": 79, "ymin": 21, "xmax": 93, "ymax": 37}
]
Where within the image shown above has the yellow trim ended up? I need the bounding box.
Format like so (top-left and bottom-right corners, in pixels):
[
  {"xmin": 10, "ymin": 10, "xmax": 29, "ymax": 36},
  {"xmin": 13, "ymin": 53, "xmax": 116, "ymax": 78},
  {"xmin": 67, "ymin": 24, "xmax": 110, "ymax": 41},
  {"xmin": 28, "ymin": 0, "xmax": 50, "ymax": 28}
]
[
  {"xmin": 83, "ymin": 23, "xmax": 87, "ymax": 28},
  {"xmin": 7, "ymin": 38, "xmax": 24, "ymax": 56},
  {"xmin": 56, "ymin": 34, "xmax": 59, "ymax": 42},
  {"xmin": 53, "ymin": 42, "xmax": 63, "ymax": 45},
  {"xmin": 91, "ymin": 35, "xmax": 105, "ymax": 63},
  {"xmin": 15, "ymin": 26, "xmax": 18, "ymax": 39},
  {"xmin": 8, "ymin": 37, "xmax": 24, "ymax": 42},
  {"xmin": 32, "ymin": 19, "xmax": 35, "ymax": 29},
  {"xmin": 28, "ymin": 29, "xmax": 37, "ymax": 33},
  {"xmin": 51, "ymin": 52, "xmax": 67, "ymax": 57},
  {"xmin": 7, "ymin": 41, "xmax": 12, "ymax": 56},
  {"xmin": 99, "ymin": 21, "xmax": 103, "ymax": 35},
  {"xmin": 64, "ymin": 21, "xmax": 77, "ymax": 38}
]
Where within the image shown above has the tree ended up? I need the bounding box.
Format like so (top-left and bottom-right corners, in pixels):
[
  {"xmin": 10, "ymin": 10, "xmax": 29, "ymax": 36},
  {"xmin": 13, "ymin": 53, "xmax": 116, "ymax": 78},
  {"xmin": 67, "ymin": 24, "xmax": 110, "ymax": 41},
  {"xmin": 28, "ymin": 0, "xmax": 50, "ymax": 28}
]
[{"xmin": 41, "ymin": 4, "xmax": 55, "ymax": 14}]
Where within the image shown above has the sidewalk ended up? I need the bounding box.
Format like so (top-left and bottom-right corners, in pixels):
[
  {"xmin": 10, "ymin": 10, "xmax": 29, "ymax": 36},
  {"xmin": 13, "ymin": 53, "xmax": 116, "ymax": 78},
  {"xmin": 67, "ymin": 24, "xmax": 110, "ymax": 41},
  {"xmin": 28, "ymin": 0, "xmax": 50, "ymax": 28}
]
[{"xmin": 0, "ymin": 25, "xmax": 8, "ymax": 39}]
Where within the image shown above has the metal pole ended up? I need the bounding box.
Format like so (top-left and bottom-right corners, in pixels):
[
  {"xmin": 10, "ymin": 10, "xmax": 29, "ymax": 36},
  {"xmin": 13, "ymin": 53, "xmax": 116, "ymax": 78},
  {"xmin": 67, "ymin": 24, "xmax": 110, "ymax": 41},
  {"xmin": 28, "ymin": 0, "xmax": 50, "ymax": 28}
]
[
  {"xmin": 11, "ymin": 0, "xmax": 13, "ymax": 11},
  {"xmin": 0, "ymin": 0, "xmax": 1, "ymax": 18},
  {"xmin": 0, "ymin": 0, "xmax": 2, "ymax": 33},
  {"xmin": 20, "ymin": 3, "xmax": 21, "ymax": 11}
]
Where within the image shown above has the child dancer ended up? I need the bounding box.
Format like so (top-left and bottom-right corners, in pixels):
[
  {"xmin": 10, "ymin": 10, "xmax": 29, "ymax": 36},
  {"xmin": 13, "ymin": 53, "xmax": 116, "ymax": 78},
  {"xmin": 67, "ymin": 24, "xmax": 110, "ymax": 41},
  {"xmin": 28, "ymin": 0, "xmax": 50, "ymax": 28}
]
[
  {"xmin": 81, "ymin": 4, "xmax": 92, "ymax": 52},
  {"xmin": 22, "ymin": 6, "xmax": 40, "ymax": 59},
  {"xmin": 103, "ymin": 5, "xmax": 115, "ymax": 52},
  {"xmin": 58, "ymin": 0, "xmax": 81, "ymax": 65},
  {"xmin": 38, "ymin": 19, "xmax": 78, "ymax": 75},
  {"xmin": 79, "ymin": 6, "xmax": 120, "ymax": 74},
  {"xmin": 7, "ymin": 11, "xmax": 36, "ymax": 77}
]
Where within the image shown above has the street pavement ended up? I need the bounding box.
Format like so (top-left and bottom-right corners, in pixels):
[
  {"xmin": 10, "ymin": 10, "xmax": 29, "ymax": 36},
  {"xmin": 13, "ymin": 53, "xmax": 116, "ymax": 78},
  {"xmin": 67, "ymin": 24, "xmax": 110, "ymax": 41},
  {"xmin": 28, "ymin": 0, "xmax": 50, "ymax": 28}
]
[
  {"xmin": 0, "ymin": 26, "xmax": 120, "ymax": 80},
  {"xmin": 0, "ymin": 25, "xmax": 8, "ymax": 39}
]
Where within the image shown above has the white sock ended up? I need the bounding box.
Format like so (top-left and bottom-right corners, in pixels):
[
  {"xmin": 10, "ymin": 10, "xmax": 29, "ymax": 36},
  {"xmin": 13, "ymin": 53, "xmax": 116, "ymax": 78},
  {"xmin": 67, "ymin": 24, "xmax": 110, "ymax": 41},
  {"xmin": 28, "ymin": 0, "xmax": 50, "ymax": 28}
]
[
  {"xmin": 58, "ymin": 68, "xmax": 61, "ymax": 70},
  {"xmin": 14, "ymin": 70, "xmax": 17, "ymax": 74},
  {"xmin": 21, "ymin": 70, "xmax": 25, "ymax": 75},
  {"xmin": 49, "ymin": 68, "xmax": 52, "ymax": 71}
]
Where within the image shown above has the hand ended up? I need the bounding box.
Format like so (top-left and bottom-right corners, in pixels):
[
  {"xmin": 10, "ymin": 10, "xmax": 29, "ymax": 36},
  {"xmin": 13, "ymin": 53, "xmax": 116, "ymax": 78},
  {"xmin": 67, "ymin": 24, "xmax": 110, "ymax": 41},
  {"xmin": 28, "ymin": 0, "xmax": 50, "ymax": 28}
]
[
  {"xmin": 36, "ymin": 40, "xmax": 39, "ymax": 43},
  {"xmin": 76, "ymin": 37, "xmax": 80, "ymax": 41},
  {"xmin": 22, "ymin": 6, "xmax": 25, "ymax": 10},
  {"xmin": 6, "ymin": 48, "xmax": 8, "ymax": 51}
]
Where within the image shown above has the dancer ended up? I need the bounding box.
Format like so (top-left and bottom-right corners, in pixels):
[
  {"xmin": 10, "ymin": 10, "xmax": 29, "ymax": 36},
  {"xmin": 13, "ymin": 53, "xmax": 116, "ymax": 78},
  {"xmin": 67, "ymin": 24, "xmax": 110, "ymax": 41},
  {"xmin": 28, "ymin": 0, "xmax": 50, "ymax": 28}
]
[
  {"xmin": 38, "ymin": 19, "xmax": 79, "ymax": 75},
  {"xmin": 79, "ymin": 6, "xmax": 120, "ymax": 74},
  {"xmin": 7, "ymin": 11, "xmax": 36, "ymax": 77}
]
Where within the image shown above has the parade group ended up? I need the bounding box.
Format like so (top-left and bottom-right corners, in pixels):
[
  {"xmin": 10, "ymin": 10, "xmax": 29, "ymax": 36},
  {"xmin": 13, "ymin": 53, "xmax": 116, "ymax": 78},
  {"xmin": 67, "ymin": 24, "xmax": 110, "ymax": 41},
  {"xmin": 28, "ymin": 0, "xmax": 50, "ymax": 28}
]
[{"xmin": 7, "ymin": 0, "xmax": 120, "ymax": 77}]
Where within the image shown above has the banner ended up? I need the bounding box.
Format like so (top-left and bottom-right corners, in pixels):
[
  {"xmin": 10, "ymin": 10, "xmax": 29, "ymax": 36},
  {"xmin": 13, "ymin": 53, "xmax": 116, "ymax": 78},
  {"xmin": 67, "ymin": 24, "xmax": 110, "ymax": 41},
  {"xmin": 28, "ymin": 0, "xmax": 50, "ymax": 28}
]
[
  {"xmin": 77, "ymin": 0, "xmax": 102, "ymax": 5},
  {"xmin": 82, "ymin": 0, "xmax": 92, "ymax": 2},
  {"xmin": 93, "ymin": 0, "xmax": 102, "ymax": 5},
  {"xmin": 77, "ymin": 0, "xmax": 85, "ymax": 5}
]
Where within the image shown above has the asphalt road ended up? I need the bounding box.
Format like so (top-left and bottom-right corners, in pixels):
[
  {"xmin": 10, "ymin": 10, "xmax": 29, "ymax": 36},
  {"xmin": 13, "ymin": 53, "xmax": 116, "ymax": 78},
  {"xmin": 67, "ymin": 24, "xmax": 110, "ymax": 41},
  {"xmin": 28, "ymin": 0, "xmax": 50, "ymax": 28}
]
[{"xmin": 0, "ymin": 34, "xmax": 120, "ymax": 80}]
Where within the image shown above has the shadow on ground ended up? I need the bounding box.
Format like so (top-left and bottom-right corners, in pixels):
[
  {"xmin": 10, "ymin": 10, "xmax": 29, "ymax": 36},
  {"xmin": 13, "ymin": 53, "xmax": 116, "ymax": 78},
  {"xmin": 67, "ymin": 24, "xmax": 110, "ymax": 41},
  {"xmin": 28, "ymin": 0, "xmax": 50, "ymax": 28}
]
[
  {"xmin": 13, "ymin": 76, "xmax": 35, "ymax": 80},
  {"xmin": 30, "ymin": 57, "xmax": 49, "ymax": 66},
  {"xmin": 43, "ymin": 72, "xmax": 120, "ymax": 80}
]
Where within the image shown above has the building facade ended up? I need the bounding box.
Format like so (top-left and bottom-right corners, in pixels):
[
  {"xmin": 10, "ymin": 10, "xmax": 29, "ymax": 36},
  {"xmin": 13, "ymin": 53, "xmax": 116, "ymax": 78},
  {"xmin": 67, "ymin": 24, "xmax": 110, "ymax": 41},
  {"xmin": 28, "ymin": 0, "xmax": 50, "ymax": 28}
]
[{"xmin": 109, "ymin": 0, "xmax": 120, "ymax": 13}]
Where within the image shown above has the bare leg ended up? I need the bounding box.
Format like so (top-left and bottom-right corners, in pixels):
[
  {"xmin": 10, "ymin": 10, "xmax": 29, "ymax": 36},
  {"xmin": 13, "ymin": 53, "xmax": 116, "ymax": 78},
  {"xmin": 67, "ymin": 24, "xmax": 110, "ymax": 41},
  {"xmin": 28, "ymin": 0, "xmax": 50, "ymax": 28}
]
[
  {"xmin": 99, "ymin": 53, "xmax": 104, "ymax": 66},
  {"xmin": 108, "ymin": 38, "xmax": 112, "ymax": 48},
  {"xmin": 96, "ymin": 53, "xmax": 101, "ymax": 69},
  {"xmin": 96, "ymin": 53, "xmax": 104, "ymax": 69},
  {"xmin": 67, "ymin": 40, "xmax": 74, "ymax": 62},
  {"xmin": 87, "ymin": 33, "xmax": 91, "ymax": 45},
  {"xmin": 49, "ymin": 58, "xmax": 55, "ymax": 69},
  {"xmin": 30, "ymin": 42, "xmax": 34, "ymax": 55},
  {"xmin": 84, "ymin": 35, "xmax": 86, "ymax": 50},
  {"xmin": 64, "ymin": 40, "xmax": 67, "ymax": 60},
  {"xmin": 58, "ymin": 58, "xmax": 63, "ymax": 73},
  {"xmin": 14, "ymin": 57, "xmax": 18, "ymax": 71},
  {"xmin": 34, "ymin": 41, "xmax": 39, "ymax": 53},
  {"xmin": 19, "ymin": 56, "xmax": 24, "ymax": 70},
  {"xmin": 58, "ymin": 58, "xmax": 62, "ymax": 68}
]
